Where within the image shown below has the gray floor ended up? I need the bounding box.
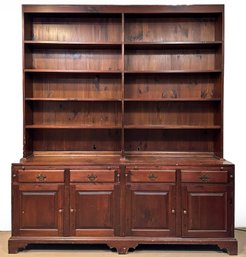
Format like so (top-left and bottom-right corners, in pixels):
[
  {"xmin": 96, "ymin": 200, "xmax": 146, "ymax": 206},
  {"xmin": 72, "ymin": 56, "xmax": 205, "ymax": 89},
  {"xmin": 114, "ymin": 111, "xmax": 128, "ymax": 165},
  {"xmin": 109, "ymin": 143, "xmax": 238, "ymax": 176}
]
[{"xmin": 1, "ymin": 231, "xmax": 245, "ymax": 256}]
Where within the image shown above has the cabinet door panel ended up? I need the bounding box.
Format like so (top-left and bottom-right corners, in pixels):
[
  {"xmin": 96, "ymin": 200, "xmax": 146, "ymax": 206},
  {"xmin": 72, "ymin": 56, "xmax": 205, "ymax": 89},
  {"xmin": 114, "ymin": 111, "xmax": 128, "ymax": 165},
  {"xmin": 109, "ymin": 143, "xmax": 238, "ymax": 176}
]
[
  {"xmin": 13, "ymin": 184, "xmax": 64, "ymax": 236},
  {"xmin": 182, "ymin": 185, "xmax": 233, "ymax": 237},
  {"xmin": 126, "ymin": 183, "xmax": 176, "ymax": 237},
  {"xmin": 70, "ymin": 184, "xmax": 118, "ymax": 236}
]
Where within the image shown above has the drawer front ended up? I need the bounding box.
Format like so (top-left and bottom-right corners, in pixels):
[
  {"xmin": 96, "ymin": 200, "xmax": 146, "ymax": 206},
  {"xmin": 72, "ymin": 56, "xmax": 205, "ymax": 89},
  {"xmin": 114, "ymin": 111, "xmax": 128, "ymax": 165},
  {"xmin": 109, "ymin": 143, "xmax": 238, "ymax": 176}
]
[
  {"xmin": 129, "ymin": 170, "xmax": 176, "ymax": 183},
  {"xmin": 18, "ymin": 170, "xmax": 64, "ymax": 183},
  {"xmin": 181, "ymin": 170, "xmax": 228, "ymax": 183},
  {"xmin": 70, "ymin": 170, "xmax": 115, "ymax": 183}
]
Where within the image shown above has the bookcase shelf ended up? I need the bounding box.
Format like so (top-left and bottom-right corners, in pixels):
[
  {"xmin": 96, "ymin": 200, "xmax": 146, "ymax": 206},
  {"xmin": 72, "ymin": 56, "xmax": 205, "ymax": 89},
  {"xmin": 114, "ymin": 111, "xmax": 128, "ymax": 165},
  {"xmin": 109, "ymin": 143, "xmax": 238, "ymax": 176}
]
[
  {"xmin": 124, "ymin": 41, "xmax": 222, "ymax": 49},
  {"xmin": 24, "ymin": 69, "xmax": 122, "ymax": 74},
  {"xmin": 124, "ymin": 70, "xmax": 222, "ymax": 74},
  {"xmin": 124, "ymin": 98, "xmax": 221, "ymax": 102},
  {"xmin": 25, "ymin": 98, "xmax": 122, "ymax": 102},
  {"xmin": 24, "ymin": 40, "xmax": 122, "ymax": 49},
  {"xmin": 124, "ymin": 125, "xmax": 221, "ymax": 129},
  {"xmin": 25, "ymin": 124, "xmax": 121, "ymax": 129}
]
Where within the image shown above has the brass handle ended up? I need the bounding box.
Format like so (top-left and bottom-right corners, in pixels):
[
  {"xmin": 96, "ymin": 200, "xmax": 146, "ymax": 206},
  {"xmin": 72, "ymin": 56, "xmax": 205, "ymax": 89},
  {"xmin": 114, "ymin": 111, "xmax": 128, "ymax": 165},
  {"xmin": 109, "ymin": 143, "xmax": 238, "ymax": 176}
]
[
  {"xmin": 36, "ymin": 174, "xmax": 47, "ymax": 182},
  {"xmin": 87, "ymin": 174, "xmax": 97, "ymax": 182},
  {"xmin": 199, "ymin": 174, "xmax": 209, "ymax": 182},
  {"xmin": 148, "ymin": 173, "xmax": 158, "ymax": 181},
  {"xmin": 183, "ymin": 210, "xmax": 187, "ymax": 215}
]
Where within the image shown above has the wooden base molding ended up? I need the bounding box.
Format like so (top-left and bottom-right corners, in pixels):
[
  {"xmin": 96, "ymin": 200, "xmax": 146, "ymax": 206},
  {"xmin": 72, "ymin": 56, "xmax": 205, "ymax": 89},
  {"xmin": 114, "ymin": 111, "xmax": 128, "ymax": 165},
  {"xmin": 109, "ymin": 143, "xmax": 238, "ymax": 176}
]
[{"xmin": 8, "ymin": 237, "xmax": 238, "ymax": 255}]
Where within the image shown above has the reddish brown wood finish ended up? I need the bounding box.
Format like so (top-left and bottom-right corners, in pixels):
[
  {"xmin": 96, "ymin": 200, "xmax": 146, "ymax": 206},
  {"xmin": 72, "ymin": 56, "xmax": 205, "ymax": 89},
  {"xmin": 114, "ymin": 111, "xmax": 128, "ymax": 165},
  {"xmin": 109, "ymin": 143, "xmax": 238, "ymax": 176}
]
[
  {"xmin": 10, "ymin": 4, "xmax": 237, "ymax": 256},
  {"xmin": 181, "ymin": 170, "xmax": 229, "ymax": 183},
  {"xmin": 125, "ymin": 183, "xmax": 176, "ymax": 237},
  {"xmin": 13, "ymin": 183, "xmax": 64, "ymax": 236},
  {"xmin": 69, "ymin": 184, "xmax": 117, "ymax": 236},
  {"xmin": 181, "ymin": 184, "xmax": 233, "ymax": 238}
]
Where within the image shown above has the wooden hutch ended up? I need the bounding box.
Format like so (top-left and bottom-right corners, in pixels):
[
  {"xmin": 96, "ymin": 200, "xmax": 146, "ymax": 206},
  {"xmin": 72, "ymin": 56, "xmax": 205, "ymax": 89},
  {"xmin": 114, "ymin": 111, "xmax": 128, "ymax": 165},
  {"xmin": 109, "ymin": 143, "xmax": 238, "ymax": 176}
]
[{"xmin": 9, "ymin": 5, "xmax": 237, "ymax": 255}]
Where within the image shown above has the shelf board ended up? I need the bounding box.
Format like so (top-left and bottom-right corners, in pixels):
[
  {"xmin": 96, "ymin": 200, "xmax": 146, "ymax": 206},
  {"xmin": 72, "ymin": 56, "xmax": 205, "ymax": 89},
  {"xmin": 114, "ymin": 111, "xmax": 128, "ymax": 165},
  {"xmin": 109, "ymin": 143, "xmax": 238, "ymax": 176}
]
[
  {"xmin": 25, "ymin": 98, "xmax": 220, "ymax": 102},
  {"xmin": 26, "ymin": 124, "xmax": 221, "ymax": 129},
  {"xmin": 125, "ymin": 125, "xmax": 221, "ymax": 129},
  {"xmin": 125, "ymin": 41, "xmax": 222, "ymax": 49},
  {"xmin": 124, "ymin": 98, "xmax": 221, "ymax": 102},
  {"xmin": 26, "ymin": 124, "xmax": 122, "ymax": 129},
  {"xmin": 24, "ymin": 40, "xmax": 122, "ymax": 49},
  {"xmin": 24, "ymin": 70, "xmax": 221, "ymax": 75},
  {"xmin": 24, "ymin": 69, "xmax": 122, "ymax": 74},
  {"xmin": 124, "ymin": 70, "xmax": 222, "ymax": 74},
  {"xmin": 25, "ymin": 98, "xmax": 122, "ymax": 102}
]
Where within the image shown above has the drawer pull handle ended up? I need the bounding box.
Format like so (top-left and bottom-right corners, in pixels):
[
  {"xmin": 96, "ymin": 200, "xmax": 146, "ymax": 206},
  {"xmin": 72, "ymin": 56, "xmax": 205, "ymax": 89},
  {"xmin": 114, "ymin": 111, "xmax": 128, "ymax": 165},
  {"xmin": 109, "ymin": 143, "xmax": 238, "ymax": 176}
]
[
  {"xmin": 88, "ymin": 174, "xmax": 97, "ymax": 182},
  {"xmin": 171, "ymin": 209, "xmax": 176, "ymax": 214},
  {"xmin": 148, "ymin": 173, "xmax": 158, "ymax": 181},
  {"xmin": 183, "ymin": 210, "xmax": 187, "ymax": 215},
  {"xmin": 200, "ymin": 174, "xmax": 209, "ymax": 182},
  {"xmin": 36, "ymin": 174, "xmax": 47, "ymax": 182}
]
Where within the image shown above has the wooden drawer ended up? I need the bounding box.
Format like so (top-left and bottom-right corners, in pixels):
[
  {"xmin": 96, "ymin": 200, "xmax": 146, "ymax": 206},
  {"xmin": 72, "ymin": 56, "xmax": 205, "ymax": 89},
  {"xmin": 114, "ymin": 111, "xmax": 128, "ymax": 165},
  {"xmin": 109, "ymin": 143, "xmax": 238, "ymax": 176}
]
[
  {"xmin": 70, "ymin": 170, "xmax": 115, "ymax": 183},
  {"xmin": 181, "ymin": 170, "xmax": 228, "ymax": 183},
  {"xmin": 129, "ymin": 170, "xmax": 176, "ymax": 183},
  {"xmin": 18, "ymin": 170, "xmax": 64, "ymax": 183}
]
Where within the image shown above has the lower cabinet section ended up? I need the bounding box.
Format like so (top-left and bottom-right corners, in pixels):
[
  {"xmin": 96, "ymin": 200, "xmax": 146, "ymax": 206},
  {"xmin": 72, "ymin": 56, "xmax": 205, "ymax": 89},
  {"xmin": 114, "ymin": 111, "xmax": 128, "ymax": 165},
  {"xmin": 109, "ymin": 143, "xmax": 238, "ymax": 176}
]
[{"xmin": 9, "ymin": 164, "xmax": 237, "ymax": 255}]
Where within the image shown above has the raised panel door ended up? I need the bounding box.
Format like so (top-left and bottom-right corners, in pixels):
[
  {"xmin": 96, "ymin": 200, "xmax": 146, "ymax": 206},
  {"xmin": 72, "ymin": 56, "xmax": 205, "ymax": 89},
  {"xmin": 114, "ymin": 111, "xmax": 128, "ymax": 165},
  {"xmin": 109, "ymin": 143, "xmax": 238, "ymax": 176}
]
[
  {"xmin": 69, "ymin": 183, "xmax": 119, "ymax": 236},
  {"xmin": 125, "ymin": 183, "xmax": 176, "ymax": 237},
  {"xmin": 182, "ymin": 184, "xmax": 233, "ymax": 237},
  {"xmin": 13, "ymin": 184, "xmax": 64, "ymax": 236}
]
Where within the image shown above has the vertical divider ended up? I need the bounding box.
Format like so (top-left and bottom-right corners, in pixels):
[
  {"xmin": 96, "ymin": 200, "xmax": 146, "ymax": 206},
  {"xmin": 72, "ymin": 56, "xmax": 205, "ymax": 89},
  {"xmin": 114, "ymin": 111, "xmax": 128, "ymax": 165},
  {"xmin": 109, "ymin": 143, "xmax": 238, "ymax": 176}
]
[
  {"xmin": 23, "ymin": 11, "xmax": 27, "ymax": 158},
  {"xmin": 121, "ymin": 13, "xmax": 125, "ymax": 160},
  {"xmin": 64, "ymin": 169, "xmax": 70, "ymax": 236},
  {"xmin": 220, "ymin": 11, "xmax": 224, "ymax": 158}
]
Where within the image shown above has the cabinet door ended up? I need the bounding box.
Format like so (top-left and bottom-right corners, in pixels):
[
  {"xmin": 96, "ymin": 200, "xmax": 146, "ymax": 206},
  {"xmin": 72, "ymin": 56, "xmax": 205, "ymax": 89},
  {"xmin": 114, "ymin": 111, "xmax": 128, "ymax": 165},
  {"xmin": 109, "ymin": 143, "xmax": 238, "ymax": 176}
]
[
  {"xmin": 70, "ymin": 183, "xmax": 119, "ymax": 236},
  {"xmin": 182, "ymin": 184, "xmax": 233, "ymax": 237},
  {"xmin": 125, "ymin": 183, "xmax": 176, "ymax": 237},
  {"xmin": 13, "ymin": 184, "xmax": 64, "ymax": 236}
]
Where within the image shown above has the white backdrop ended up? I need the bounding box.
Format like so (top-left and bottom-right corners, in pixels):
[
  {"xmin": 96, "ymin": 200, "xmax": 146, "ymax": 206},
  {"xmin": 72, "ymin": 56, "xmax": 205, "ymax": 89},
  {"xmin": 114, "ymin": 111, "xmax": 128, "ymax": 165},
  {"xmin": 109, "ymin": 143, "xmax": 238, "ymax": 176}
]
[{"xmin": 0, "ymin": 0, "xmax": 245, "ymax": 230}]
